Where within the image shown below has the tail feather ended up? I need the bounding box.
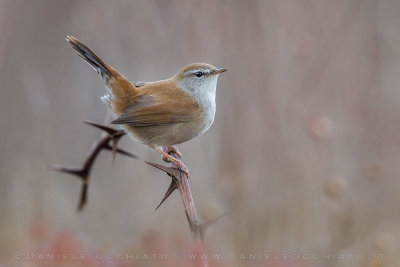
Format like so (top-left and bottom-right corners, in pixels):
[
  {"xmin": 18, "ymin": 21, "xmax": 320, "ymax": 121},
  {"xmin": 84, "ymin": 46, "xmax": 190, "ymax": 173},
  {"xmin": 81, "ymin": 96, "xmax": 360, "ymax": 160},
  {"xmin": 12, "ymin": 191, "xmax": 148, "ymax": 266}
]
[
  {"xmin": 66, "ymin": 35, "xmax": 113, "ymax": 81},
  {"xmin": 66, "ymin": 35, "xmax": 138, "ymax": 115}
]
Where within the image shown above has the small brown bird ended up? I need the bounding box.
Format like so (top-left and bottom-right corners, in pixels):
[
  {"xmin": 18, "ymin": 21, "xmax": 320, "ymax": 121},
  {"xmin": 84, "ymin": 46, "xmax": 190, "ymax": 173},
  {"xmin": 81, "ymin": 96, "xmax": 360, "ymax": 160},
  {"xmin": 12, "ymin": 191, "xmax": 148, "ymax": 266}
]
[{"xmin": 66, "ymin": 36, "xmax": 226, "ymax": 174}]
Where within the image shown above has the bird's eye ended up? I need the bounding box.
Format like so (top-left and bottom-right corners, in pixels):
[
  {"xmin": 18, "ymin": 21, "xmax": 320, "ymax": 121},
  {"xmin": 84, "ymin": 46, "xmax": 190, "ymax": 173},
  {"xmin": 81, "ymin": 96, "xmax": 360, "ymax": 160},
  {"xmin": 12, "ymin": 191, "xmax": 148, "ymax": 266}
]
[{"xmin": 195, "ymin": 71, "xmax": 203, "ymax": 78}]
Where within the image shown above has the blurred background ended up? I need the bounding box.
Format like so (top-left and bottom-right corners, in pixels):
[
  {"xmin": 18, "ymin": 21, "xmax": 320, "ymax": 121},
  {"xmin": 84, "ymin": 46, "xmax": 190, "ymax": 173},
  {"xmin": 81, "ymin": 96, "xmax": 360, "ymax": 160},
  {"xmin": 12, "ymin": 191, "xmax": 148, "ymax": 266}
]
[{"xmin": 1, "ymin": 0, "xmax": 400, "ymax": 266}]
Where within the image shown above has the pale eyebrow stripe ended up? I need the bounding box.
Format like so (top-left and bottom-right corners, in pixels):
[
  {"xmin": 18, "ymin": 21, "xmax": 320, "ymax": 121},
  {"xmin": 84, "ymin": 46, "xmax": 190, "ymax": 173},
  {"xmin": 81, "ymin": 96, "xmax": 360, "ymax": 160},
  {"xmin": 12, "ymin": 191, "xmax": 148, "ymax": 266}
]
[{"xmin": 183, "ymin": 69, "xmax": 211, "ymax": 77}]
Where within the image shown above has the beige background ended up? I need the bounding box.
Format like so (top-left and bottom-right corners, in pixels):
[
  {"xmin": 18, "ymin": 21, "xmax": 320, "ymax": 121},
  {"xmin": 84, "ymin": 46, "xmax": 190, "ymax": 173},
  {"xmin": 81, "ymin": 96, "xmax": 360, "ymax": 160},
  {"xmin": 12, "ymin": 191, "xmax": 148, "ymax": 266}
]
[{"xmin": 1, "ymin": 0, "xmax": 400, "ymax": 266}]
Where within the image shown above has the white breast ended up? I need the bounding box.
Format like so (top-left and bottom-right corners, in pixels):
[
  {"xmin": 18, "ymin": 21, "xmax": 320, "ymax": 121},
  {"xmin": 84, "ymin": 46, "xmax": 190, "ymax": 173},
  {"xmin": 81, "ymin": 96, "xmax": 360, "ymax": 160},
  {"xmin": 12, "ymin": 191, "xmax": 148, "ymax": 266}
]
[
  {"xmin": 179, "ymin": 75, "xmax": 218, "ymax": 136},
  {"xmin": 198, "ymin": 87, "xmax": 216, "ymax": 135}
]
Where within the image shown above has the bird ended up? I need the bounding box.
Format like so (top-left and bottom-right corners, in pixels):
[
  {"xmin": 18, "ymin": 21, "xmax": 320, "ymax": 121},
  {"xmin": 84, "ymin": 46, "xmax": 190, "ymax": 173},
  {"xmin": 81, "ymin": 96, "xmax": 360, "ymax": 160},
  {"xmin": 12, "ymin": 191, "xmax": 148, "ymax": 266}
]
[{"xmin": 66, "ymin": 35, "xmax": 226, "ymax": 175}]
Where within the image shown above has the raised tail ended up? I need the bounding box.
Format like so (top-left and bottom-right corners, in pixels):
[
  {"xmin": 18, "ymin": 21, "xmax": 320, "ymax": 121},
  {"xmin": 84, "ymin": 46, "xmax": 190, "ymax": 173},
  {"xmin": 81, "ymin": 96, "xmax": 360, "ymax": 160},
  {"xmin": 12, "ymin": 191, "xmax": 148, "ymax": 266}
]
[
  {"xmin": 66, "ymin": 35, "xmax": 114, "ymax": 82},
  {"xmin": 66, "ymin": 35, "xmax": 138, "ymax": 115}
]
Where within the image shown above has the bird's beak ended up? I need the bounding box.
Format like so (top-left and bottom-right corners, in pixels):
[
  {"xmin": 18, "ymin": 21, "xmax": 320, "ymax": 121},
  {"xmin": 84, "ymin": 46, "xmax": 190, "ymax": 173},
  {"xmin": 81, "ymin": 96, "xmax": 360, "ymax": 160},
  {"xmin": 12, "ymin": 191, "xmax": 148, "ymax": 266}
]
[{"xmin": 211, "ymin": 68, "xmax": 227, "ymax": 76}]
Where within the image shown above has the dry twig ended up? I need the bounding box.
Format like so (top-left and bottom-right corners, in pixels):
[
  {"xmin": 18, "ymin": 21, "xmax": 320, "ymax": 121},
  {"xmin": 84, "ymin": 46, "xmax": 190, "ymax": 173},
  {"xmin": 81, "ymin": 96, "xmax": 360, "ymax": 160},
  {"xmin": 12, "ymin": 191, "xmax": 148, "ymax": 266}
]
[
  {"xmin": 51, "ymin": 122, "xmax": 137, "ymax": 210},
  {"xmin": 52, "ymin": 121, "xmax": 226, "ymax": 267},
  {"xmin": 146, "ymin": 148, "xmax": 226, "ymax": 241}
]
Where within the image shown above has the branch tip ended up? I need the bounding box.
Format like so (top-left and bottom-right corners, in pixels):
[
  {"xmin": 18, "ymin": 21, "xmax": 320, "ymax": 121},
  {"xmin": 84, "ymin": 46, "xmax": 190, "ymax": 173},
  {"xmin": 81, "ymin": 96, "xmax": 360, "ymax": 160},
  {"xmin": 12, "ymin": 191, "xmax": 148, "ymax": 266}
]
[
  {"xmin": 145, "ymin": 161, "xmax": 180, "ymax": 177},
  {"xmin": 155, "ymin": 179, "xmax": 178, "ymax": 210}
]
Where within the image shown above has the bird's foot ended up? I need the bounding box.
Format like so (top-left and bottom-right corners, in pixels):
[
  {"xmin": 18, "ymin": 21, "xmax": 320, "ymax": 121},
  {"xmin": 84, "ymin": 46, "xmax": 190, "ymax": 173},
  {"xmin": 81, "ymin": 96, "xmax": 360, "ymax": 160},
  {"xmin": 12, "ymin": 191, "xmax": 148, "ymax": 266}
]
[
  {"xmin": 172, "ymin": 159, "xmax": 189, "ymax": 178},
  {"xmin": 163, "ymin": 146, "xmax": 182, "ymax": 160},
  {"xmin": 152, "ymin": 146, "xmax": 189, "ymax": 177},
  {"xmin": 162, "ymin": 152, "xmax": 189, "ymax": 177}
]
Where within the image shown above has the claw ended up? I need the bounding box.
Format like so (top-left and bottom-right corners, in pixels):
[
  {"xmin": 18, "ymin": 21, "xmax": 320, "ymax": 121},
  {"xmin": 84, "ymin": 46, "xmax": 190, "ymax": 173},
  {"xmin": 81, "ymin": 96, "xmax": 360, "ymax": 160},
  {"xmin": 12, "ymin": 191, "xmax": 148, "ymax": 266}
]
[
  {"xmin": 174, "ymin": 160, "xmax": 189, "ymax": 178},
  {"xmin": 163, "ymin": 146, "xmax": 182, "ymax": 159}
]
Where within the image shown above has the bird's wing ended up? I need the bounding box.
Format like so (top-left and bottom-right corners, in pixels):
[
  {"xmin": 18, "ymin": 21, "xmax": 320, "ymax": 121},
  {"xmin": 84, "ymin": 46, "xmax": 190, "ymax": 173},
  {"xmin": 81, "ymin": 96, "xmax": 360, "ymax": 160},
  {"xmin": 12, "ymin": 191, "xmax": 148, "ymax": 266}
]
[{"xmin": 111, "ymin": 91, "xmax": 199, "ymax": 127}]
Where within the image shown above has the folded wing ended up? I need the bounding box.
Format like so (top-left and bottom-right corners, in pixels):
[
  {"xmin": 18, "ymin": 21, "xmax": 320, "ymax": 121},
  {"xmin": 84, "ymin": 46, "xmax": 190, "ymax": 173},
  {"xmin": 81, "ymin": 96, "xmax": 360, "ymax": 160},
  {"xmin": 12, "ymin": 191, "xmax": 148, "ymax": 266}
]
[{"xmin": 111, "ymin": 92, "xmax": 199, "ymax": 127}]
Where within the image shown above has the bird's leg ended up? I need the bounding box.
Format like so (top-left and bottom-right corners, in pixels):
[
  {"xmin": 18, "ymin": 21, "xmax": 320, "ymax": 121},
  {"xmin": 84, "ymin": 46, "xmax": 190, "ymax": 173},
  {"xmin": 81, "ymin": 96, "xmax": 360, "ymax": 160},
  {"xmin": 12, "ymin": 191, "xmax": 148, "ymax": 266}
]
[
  {"xmin": 151, "ymin": 146, "xmax": 189, "ymax": 177},
  {"xmin": 163, "ymin": 146, "xmax": 182, "ymax": 160}
]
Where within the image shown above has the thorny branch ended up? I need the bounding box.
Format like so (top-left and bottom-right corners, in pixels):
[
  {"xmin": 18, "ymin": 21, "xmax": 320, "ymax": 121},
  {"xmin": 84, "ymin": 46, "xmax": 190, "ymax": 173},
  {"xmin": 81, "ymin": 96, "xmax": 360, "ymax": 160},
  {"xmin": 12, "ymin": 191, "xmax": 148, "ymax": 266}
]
[
  {"xmin": 51, "ymin": 122, "xmax": 137, "ymax": 210},
  {"xmin": 146, "ymin": 151, "xmax": 226, "ymax": 241},
  {"xmin": 52, "ymin": 121, "xmax": 225, "ymax": 255}
]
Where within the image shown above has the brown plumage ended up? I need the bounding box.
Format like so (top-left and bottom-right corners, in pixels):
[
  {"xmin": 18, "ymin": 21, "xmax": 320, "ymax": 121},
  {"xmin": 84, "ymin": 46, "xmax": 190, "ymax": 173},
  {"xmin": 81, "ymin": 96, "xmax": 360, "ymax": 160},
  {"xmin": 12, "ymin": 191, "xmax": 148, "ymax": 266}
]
[
  {"xmin": 66, "ymin": 36, "xmax": 226, "ymax": 174},
  {"xmin": 67, "ymin": 35, "xmax": 137, "ymax": 114}
]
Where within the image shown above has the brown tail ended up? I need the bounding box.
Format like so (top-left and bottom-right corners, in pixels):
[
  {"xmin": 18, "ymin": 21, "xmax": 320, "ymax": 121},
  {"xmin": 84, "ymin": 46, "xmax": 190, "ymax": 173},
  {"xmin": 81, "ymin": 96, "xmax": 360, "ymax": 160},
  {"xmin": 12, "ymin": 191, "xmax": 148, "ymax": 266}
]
[
  {"xmin": 66, "ymin": 35, "xmax": 114, "ymax": 82},
  {"xmin": 66, "ymin": 35, "xmax": 137, "ymax": 114}
]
